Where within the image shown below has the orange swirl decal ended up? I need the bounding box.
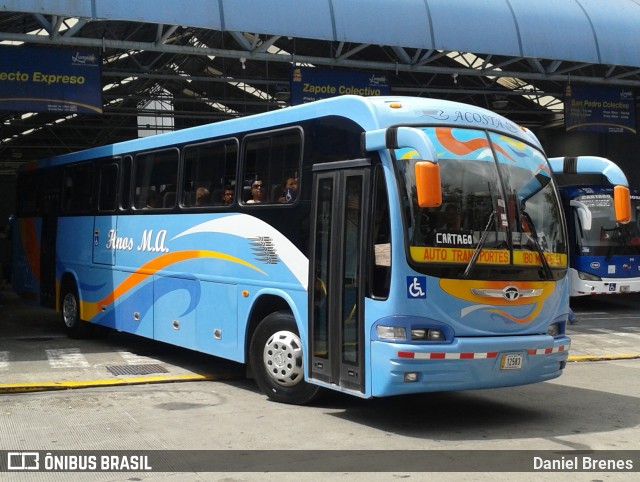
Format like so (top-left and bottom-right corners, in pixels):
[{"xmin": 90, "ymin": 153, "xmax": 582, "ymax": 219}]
[
  {"xmin": 440, "ymin": 279, "xmax": 555, "ymax": 305},
  {"xmin": 486, "ymin": 304, "xmax": 543, "ymax": 324},
  {"xmin": 440, "ymin": 279, "xmax": 555, "ymax": 324},
  {"xmin": 89, "ymin": 250, "xmax": 264, "ymax": 316},
  {"xmin": 435, "ymin": 128, "xmax": 514, "ymax": 162}
]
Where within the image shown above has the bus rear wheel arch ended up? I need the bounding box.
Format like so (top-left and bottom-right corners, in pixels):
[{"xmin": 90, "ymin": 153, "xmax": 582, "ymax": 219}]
[{"xmin": 249, "ymin": 311, "xmax": 322, "ymax": 405}]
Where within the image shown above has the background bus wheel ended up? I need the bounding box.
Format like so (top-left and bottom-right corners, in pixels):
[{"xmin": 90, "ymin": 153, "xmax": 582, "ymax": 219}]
[
  {"xmin": 250, "ymin": 311, "xmax": 321, "ymax": 405},
  {"xmin": 61, "ymin": 283, "xmax": 92, "ymax": 339}
]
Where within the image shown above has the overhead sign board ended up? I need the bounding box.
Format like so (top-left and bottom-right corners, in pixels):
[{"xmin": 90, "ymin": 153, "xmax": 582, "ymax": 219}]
[
  {"xmin": 290, "ymin": 67, "xmax": 389, "ymax": 105},
  {"xmin": 564, "ymin": 84, "xmax": 635, "ymax": 134},
  {"xmin": 0, "ymin": 46, "xmax": 102, "ymax": 114}
]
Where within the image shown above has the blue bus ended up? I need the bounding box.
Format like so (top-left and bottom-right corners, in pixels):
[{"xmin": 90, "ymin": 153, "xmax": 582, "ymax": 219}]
[
  {"xmin": 550, "ymin": 156, "xmax": 635, "ymax": 297},
  {"xmin": 13, "ymin": 95, "xmax": 572, "ymax": 404}
]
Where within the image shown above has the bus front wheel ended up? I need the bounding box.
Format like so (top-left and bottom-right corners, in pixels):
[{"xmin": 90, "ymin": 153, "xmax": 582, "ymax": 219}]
[
  {"xmin": 249, "ymin": 311, "xmax": 321, "ymax": 405},
  {"xmin": 61, "ymin": 283, "xmax": 92, "ymax": 339}
]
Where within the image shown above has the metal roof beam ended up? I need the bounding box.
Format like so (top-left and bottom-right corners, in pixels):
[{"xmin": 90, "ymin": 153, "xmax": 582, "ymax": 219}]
[
  {"xmin": 552, "ymin": 62, "xmax": 591, "ymax": 76},
  {"xmin": 102, "ymin": 70, "xmax": 284, "ymax": 85},
  {"xmin": 546, "ymin": 60, "xmax": 563, "ymax": 74},
  {"xmin": 255, "ymin": 35, "xmax": 281, "ymax": 54},
  {"xmin": 33, "ymin": 14, "xmax": 53, "ymax": 34},
  {"xmin": 416, "ymin": 50, "xmax": 447, "ymax": 66},
  {"xmin": 338, "ymin": 43, "xmax": 369, "ymax": 61},
  {"xmin": 3, "ymin": 30, "xmax": 639, "ymax": 87},
  {"xmin": 63, "ymin": 18, "xmax": 87, "ymax": 37},
  {"xmin": 229, "ymin": 31, "xmax": 251, "ymax": 51},
  {"xmin": 484, "ymin": 57, "xmax": 522, "ymax": 72},
  {"xmin": 155, "ymin": 24, "xmax": 179, "ymax": 45},
  {"xmin": 527, "ymin": 58, "xmax": 546, "ymax": 75},
  {"xmin": 391, "ymin": 46, "xmax": 412, "ymax": 65},
  {"xmin": 608, "ymin": 68, "xmax": 640, "ymax": 81}
]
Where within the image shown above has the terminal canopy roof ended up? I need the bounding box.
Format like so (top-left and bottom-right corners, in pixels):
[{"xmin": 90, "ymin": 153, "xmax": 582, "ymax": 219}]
[{"xmin": 1, "ymin": 0, "xmax": 640, "ymax": 165}]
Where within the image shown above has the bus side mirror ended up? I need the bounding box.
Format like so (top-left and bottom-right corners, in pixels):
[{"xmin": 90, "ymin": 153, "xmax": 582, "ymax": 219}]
[
  {"xmin": 415, "ymin": 161, "xmax": 442, "ymax": 208},
  {"xmin": 614, "ymin": 185, "xmax": 631, "ymax": 224},
  {"xmin": 570, "ymin": 200, "xmax": 592, "ymax": 231}
]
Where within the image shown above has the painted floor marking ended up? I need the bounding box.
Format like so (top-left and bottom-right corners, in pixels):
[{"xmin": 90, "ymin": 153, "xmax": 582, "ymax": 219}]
[{"xmin": 46, "ymin": 348, "xmax": 90, "ymax": 369}]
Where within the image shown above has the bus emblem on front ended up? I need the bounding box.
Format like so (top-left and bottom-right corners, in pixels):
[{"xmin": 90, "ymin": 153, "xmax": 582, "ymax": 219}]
[{"xmin": 503, "ymin": 286, "xmax": 520, "ymax": 301}]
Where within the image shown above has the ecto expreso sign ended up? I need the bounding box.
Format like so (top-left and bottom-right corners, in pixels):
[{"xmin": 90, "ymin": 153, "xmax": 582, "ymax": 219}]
[{"xmin": 0, "ymin": 46, "xmax": 102, "ymax": 114}]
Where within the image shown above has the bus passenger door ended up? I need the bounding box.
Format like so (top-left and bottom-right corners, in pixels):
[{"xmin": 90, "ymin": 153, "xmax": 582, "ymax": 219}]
[
  {"xmin": 309, "ymin": 160, "xmax": 370, "ymax": 394},
  {"xmin": 93, "ymin": 216, "xmax": 116, "ymax": 265},
  {"xmin": 93, "ymin": 162, "xmax": 119, "ymax": 266}
]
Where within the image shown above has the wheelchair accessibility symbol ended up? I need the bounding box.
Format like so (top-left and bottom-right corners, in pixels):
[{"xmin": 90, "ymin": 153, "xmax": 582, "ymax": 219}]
[{"xmin": 407, "ymin": 276, "xmax": 427, "ymax": 299}]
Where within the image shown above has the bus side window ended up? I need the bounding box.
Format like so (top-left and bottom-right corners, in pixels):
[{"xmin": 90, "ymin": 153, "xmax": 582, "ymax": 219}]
[
  {"xmin": 242, "ymin": 129, "xmax": 302, "ymax": 205},
  {"xmin": 63, "ymin": 162, "xmax": 93, "ymax": 214},
  {"xmin": 183, "ymin": 139, "xmax": 238, "ymax": 207},
  {"xmin": 133, "ymin": 149, "xmax": 179, "ymax": 210},
  {"xmin": 120, "ymin": 156, "xmax": 132, "ymax": 210},
  {"xmin": 98, "ymin": 163, "xmax": 118, "ymax": 212}
]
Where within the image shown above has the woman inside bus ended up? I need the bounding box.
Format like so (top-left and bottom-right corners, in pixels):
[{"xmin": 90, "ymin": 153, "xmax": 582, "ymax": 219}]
[{"xmin": 246, "ymin": 179, "xmax": 266, "ymax": 204}]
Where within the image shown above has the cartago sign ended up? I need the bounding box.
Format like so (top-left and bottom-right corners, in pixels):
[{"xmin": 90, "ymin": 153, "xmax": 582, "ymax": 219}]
[
  {"xmin": 0, "ymin": 45, "xmax": 102, "ymax": 114},
  {"xmin": 290, "ymin": 67, "xmax": 389, "ymax": 105}
]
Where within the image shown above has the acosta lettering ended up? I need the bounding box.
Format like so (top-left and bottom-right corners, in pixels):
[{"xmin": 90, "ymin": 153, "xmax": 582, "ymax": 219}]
[{"xmin": 453, "ymin": 110, "xmax": 518, "ymax": 132}]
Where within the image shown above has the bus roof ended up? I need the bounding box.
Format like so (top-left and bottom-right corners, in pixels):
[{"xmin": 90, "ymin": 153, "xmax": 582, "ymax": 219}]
[
  {"xmin": 21, "ymin": 95, "xmax": 539, "ymax": 171},
  {"xmin": 549, "ymin": 156, "xmax": 629, "ymax": 188}
]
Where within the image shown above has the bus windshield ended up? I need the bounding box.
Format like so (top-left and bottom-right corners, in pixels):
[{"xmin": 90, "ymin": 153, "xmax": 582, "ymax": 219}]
[
  {"xmin": 397, "ymin": 127, "xmax": 567, "ymax": 280},
  {"xmin": 573, "ymin": 192, "xmax": 640, "ymax": 256}
]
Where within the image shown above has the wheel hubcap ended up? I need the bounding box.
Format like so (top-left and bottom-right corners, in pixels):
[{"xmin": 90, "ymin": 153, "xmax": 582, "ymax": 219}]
[
  {"xmin": 62, "ymin": 293, "xmax": 77, "ymax": 328},
  {"xmin": 263, "ymin": 330, "xmax": 303, "ymax": 387}
]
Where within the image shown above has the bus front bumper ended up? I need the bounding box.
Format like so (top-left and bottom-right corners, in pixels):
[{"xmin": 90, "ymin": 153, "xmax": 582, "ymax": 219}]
[{"xmin": 370, "ymin": 334, "xmax": 570, "ymax": 397}]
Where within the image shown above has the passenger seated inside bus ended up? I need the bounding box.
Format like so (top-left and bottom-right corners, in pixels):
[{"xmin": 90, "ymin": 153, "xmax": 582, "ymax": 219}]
[
  {"xmin": 278, "ymin": 176, "xmax": 298, "ymax": 203},
  {"xmin": 195, "ymin": 187, "xmax": 211, "ymax": 206},
  {"xmin": 246, "ymin": 180, "xmax": 266, "ymax": 204},
  {"xmin": 145, "ymin": 190, "xmax": 161, "ymax": 208},
  {"xmin": 162, "ymin": 191, "xmax": 176, "ymax": 208},
  {"xmin": 222, "ymin": 185, "xmax": 234, "ymax": 205}
]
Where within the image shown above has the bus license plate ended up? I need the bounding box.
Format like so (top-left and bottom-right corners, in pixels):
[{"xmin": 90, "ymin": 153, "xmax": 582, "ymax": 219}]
[
  {"xmin": 620, "ymin": 285, "xmax": 630, "ymax": 293},
  {"xmin": 500, "ymin": 353, "xmax": 523, "ymax": 370}
]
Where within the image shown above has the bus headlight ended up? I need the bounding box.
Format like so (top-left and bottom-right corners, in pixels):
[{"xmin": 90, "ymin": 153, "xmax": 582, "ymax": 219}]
[
  {"xmin": 373, "ymin": 316, "xmax": 453, "ymax": 343},
  {"xmin": 376, "ymin": 325, "xmax": 407, "ymax": 340},
  {"xmin": 411, "ymin": 328, "xmax": 445, "ymax": 341},
  {"xmin": 578, "ymin": 271, "xmax": 601, "ymax": 281}
]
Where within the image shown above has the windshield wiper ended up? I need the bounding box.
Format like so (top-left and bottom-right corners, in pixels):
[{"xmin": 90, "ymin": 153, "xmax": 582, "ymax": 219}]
[
  {"xmin": 463, "ymin": 211, "xmax": 495, "ymax": 279},
  {"xmin": 521, "ymin": 210, "xmax": 553, "ymax": 280},
  {"xmin": 605, "ymin": 225, "xmax": 626, "ymax": 260}
]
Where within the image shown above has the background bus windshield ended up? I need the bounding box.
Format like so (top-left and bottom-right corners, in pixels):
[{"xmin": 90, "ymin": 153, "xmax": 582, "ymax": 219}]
[{"xmin": 574, "ymin": 193, "xmax": 640, "ymax": 256}]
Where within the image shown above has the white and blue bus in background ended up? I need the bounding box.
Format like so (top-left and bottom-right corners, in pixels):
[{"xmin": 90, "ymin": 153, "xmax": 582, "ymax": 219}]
[
  {"xmin": 13, "ymin": 95, "xmax": 573, "ymax": 404},
  {"xmin": 550, "ymin": 156, "xmax": 635, "ymax": 297}
]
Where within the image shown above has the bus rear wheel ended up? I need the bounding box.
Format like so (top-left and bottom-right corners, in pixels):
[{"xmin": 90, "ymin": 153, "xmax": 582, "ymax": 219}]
[
  {"xmin": 61, "ymin": 283, "xmax": 92, "ymax": 339},
  {"xmin": 249, "ymin": 311, "xmax": 321, "ymax": 405}
]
